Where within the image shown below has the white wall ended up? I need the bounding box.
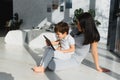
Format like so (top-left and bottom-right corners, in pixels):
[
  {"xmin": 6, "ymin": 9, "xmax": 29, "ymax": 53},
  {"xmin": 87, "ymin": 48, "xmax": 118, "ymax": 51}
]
[
  {"xmin": 13, "ymin": 0, "xmax": 48, "ymax": 29},
  {"xmin": 13, "ymin": 0, "xmax": 111, "ymax": 44},
  {"xmin": 13, "ymin": 0, "xmax": 89, "ymax": 29},
  {"xmin": 96, "ymin": 0, "xmax": 111, "ymax": 44}
]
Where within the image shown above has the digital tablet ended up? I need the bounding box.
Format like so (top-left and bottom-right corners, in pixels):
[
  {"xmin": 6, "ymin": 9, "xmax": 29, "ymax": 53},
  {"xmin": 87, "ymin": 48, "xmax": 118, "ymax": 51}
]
[{"xmin": 43, "ymin": 35, "xmax": 55, "ymax": 50}]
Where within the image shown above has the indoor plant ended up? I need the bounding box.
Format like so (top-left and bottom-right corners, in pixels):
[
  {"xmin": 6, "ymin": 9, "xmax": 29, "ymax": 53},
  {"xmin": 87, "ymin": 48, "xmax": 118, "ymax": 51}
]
[{"xmin": 73, "ymin": 8, "xmax": 101, "ymax": 26}]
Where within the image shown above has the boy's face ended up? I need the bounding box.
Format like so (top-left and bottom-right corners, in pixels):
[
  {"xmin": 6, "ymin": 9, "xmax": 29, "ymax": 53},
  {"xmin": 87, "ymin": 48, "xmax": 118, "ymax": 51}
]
[{"xmin": 56, "ymin": 32, "xmax": 67, "ymax": 40}]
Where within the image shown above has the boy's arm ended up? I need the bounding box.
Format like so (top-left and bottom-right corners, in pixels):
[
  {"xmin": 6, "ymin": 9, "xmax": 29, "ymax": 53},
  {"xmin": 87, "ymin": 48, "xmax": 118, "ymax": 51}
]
[
  {"xmin": 51, "ymin": 40, "xmax": 60, "ymax": 46},
  {"xmin": 60, "ymin": 44, "xmax": 75, "ymax": 53}
]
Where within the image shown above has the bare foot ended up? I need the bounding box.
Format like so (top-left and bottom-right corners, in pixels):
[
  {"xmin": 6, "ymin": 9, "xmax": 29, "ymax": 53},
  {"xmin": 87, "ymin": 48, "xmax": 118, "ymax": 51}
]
[{"xmin": 33, "ymin": 66, "xmax": 45, "ymax": 73}]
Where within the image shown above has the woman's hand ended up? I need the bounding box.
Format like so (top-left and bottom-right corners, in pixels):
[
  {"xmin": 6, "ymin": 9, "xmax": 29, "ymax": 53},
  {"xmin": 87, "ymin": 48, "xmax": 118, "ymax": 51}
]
[
  {"xmin": 96, "ymin": 67, "xmax": 110, "ymax": 72},
  {"xmin": 91, "ymin": 42, "xmax": 110, "ymax": 73}
]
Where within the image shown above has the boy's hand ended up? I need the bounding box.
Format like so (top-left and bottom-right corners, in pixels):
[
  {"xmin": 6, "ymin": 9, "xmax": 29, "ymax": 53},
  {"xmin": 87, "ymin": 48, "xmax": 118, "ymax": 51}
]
[
  {"xmin": 56, "ymin": 47, "xmax": 61, "ymax": 50},
  {"xmin": 45, "ymin": 40, "xmax": 50, "ymax": 46}
]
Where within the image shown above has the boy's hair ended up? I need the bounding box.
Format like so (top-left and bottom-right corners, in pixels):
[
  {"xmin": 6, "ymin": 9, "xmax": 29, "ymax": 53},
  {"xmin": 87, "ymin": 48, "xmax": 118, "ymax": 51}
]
[{"xmin": 54, "ymin": 21, "xmax": 69, "ymax": 34}]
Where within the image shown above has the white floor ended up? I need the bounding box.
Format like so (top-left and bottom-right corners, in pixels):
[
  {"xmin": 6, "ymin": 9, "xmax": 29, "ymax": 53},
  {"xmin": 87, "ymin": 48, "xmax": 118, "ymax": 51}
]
[{"xmin": 0, "ymin": 35, "xmax": 120, "ymax": 80}]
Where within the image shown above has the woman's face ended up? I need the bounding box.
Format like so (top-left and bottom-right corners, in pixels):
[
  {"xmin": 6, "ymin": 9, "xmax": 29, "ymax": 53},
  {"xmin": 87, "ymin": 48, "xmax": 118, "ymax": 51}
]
[{"xmin": 77, "ymin": 21, "xmax": 82, "ymax": 32}]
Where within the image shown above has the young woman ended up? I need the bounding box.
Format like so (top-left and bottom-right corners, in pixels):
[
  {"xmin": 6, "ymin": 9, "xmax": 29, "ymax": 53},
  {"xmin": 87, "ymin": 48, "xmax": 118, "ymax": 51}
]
[
  {"xmin": 70, "ymin": 12, "xmax": 109, "ymax": 72},
  {"xmin": 33, "ymin": 12, "xmax": 110, "ymax": 73}
]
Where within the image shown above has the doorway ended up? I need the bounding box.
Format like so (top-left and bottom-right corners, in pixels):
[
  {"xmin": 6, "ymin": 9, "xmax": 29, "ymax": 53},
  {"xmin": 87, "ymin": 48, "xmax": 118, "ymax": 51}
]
[
  {"xmin": 107, "ymin": 0, "xmax": 120, "ymax": 57},
  {"xmin": 0, "ymin": 0, "xmax": 13, "ymax": 30}
]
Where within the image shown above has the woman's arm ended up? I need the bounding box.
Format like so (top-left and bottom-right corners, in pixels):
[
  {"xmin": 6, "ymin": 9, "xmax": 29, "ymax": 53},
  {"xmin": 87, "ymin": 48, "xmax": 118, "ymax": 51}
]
[
  {"xmin": 91, "ymin": 42, "xmax": 110, "ymax": 72},
  {"xmin": 91, "ymin": 42, "xmax": 101, "ymax": 71}
]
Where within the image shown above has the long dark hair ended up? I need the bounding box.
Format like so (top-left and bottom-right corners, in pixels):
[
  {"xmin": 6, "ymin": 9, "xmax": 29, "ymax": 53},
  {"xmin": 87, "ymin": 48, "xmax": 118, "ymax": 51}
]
[{"xmin": 77, "ymin": 12, "xmax": 100, "ymax": 45}]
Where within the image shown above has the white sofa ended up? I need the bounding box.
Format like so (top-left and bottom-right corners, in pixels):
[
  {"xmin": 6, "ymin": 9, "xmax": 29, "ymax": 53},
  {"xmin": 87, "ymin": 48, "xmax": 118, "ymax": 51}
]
[
  {"xmin": 5, "ymin": 30, "xmax": 26, "ymax": 45},
  {"xmin": 4, "ymin": 29, "xmax": 43, "ymax": 45}
]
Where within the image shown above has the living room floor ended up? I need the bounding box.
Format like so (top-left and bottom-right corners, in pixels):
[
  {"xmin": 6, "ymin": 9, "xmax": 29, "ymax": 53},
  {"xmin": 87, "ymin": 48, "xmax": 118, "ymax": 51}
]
[{"xmin": 0, "ymin": 31, "xmax": 120, "ymax": 80}]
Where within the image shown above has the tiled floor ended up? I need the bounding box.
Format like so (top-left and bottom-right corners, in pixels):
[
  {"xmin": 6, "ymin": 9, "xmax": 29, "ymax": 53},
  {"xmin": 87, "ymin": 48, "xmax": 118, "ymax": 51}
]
[{"xmin": 0, "ymin": 30, "xmax": 120, "ymax": 80}]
